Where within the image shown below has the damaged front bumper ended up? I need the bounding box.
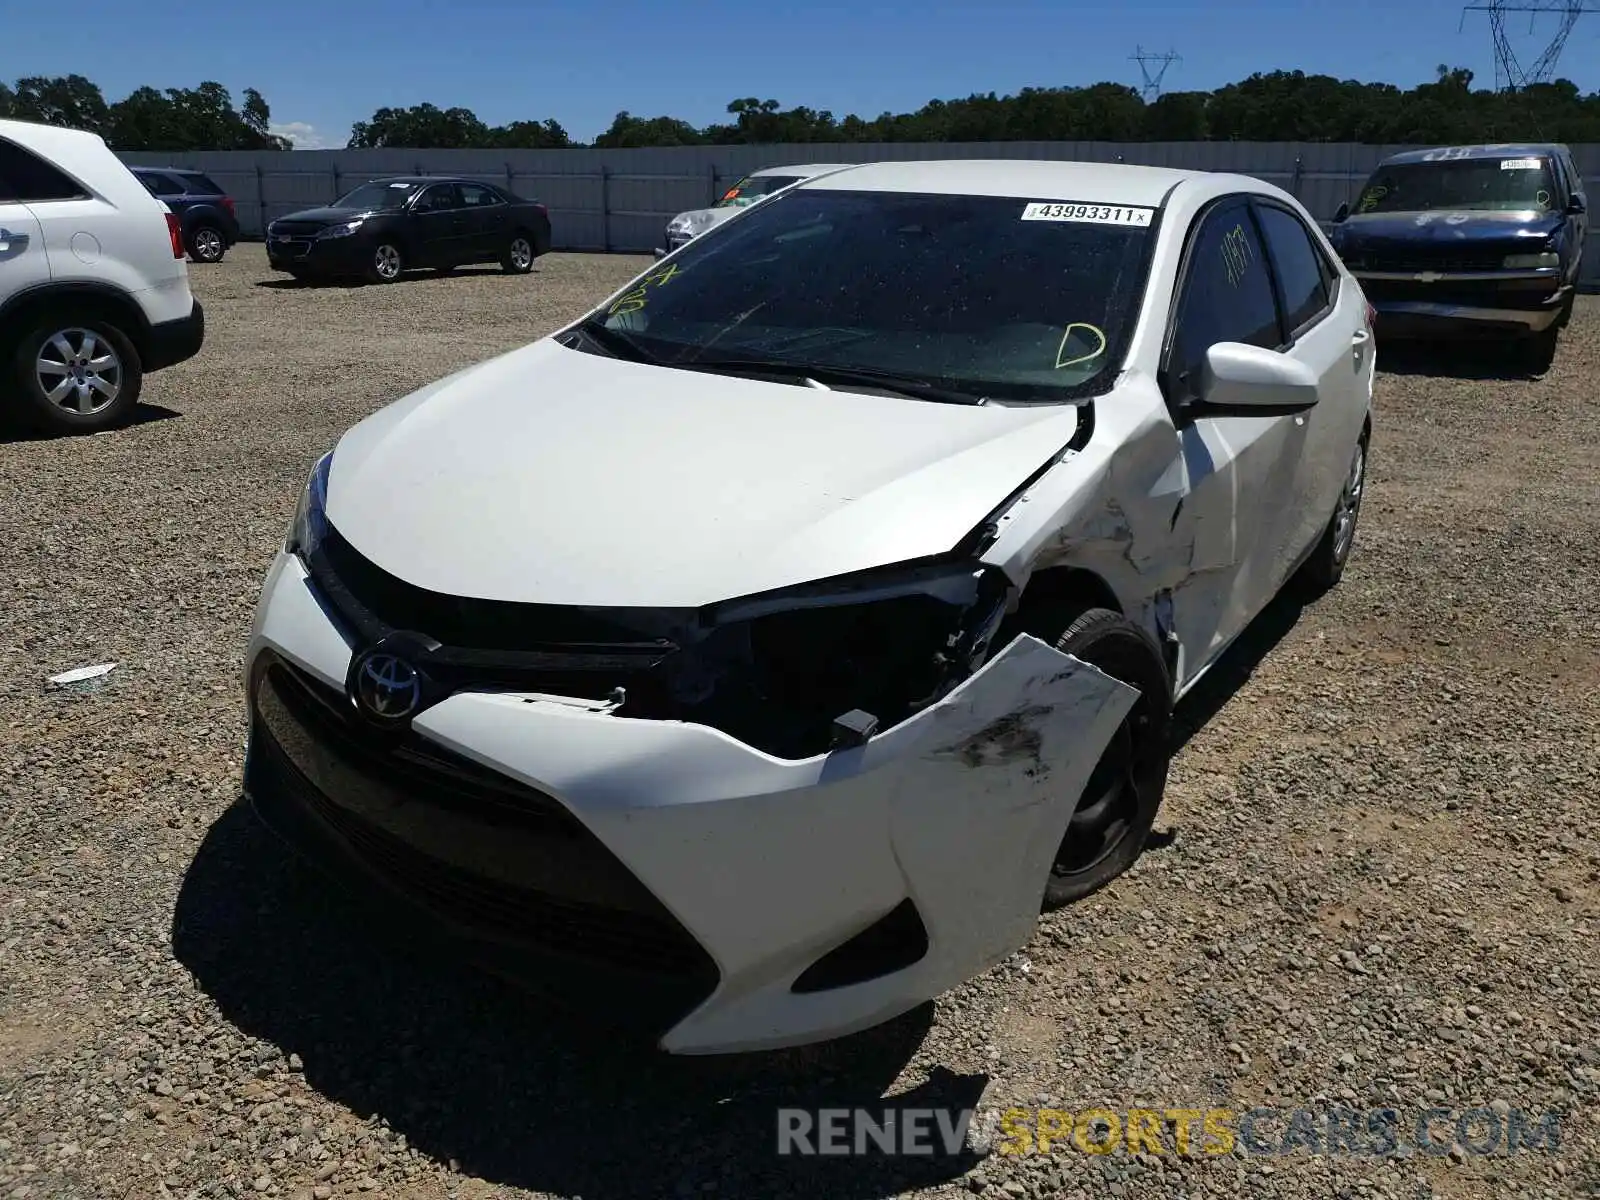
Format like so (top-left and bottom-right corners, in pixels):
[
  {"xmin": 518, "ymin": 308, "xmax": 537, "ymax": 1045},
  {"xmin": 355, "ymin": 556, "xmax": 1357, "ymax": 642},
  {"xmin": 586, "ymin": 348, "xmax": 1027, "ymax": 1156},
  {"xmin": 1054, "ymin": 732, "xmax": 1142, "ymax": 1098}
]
[{"xmin": 242, "ymin": 552, "xmax": 1136, "ymax": 1054}]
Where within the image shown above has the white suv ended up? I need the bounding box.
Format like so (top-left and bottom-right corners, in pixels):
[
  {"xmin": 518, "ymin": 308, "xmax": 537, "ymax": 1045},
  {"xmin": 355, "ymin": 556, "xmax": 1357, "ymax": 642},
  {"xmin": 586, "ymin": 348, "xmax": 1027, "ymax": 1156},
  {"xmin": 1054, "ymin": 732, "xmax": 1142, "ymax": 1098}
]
[{"xmin": 0, "ymin": 117, "xmax": 205, "ymax": 435}]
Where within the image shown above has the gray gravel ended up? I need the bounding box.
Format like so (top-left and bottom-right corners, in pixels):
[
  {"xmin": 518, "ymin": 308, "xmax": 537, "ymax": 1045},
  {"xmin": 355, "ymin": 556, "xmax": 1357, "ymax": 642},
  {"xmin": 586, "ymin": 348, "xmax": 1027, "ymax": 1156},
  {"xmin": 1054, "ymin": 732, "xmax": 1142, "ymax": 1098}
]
[{"xmin": 1, "ymin": 245, "xmax": 1596, "ymax": 1200}]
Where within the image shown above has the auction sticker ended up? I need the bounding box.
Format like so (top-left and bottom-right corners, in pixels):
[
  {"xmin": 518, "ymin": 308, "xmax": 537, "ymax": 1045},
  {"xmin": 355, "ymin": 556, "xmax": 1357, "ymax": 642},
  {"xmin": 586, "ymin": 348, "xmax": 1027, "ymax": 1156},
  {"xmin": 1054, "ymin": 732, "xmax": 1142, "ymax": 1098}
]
[
  {"xmin": 1499, "ymin": 158, "xmax": 1542, "ymax": 171},
  {"xmin": 1021, "ymin": 202, "xmax": 1154, "ymax": 226}
]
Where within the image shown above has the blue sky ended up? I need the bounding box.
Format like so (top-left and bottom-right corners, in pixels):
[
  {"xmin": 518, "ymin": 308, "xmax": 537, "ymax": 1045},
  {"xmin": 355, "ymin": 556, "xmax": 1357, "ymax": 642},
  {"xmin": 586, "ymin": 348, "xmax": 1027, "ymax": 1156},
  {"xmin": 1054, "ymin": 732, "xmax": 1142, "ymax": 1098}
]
[{"xmin": 6, "ymin": 0, "xmax": 1599, "ymax": 147}]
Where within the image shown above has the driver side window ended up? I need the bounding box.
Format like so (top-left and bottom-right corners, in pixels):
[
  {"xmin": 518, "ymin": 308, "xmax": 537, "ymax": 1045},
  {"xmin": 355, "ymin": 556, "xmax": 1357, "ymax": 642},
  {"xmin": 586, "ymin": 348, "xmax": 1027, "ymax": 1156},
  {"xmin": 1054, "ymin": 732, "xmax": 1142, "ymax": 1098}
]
[{"xmin": 1168, "ymin": 201, "xmax": 1280, "ymax": 399}]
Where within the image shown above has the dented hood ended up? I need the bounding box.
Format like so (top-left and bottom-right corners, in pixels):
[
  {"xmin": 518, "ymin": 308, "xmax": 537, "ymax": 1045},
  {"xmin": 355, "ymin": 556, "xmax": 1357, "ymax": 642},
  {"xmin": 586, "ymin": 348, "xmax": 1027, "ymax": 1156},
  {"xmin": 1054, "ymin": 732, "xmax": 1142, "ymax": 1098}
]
[{"xmin": 325, "ymin": 339, "xmax": 1082, "ymax": 608}]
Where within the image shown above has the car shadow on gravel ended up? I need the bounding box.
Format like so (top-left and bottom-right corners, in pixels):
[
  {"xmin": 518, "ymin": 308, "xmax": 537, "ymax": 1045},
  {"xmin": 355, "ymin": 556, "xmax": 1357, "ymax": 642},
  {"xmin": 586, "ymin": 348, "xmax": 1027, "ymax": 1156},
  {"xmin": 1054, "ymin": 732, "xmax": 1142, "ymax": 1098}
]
[
  {"xmin": 255, "ymin": 267, "xmax": 508, "ymax": 290},
  {"xmin": 1375, "ymin": 338, "xmax": 1542, "ymax": 381},
  {"xmin": 0, "ymin": 403, "xmax": 182, "ymax": 443},
  {"xmin": 173, "ymin": 803, "xmax": 985, "ymax": 1199},
  {"xmin": 1168, "ymin": 584, "xmax": 1311, "ymax": 755}
]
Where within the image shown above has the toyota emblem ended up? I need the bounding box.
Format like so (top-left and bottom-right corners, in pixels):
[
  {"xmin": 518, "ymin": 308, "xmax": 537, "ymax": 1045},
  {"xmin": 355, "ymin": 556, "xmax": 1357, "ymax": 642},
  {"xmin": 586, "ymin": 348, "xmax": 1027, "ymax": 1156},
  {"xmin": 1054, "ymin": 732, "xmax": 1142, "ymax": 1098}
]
[{"xmin": 352, "ymin": 651, "xmax": 422, "ymax": 721}]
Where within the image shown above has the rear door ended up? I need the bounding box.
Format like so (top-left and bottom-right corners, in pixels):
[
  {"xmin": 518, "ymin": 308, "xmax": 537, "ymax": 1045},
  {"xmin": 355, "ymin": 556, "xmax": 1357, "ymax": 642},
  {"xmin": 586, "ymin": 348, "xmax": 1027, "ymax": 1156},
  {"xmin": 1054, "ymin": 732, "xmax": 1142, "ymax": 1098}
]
[
  {"xmin": 458, "ymin": 182, "xmax": 508, "ymax": 259},
  {"xmin": 1163, "ymin": 197, "xmax": 1306, "ymax": 680},
  {"xmin": 0, "ymin": 154, "xmax": 51, "ymax": 296},
  {"xmin": 1250, "ymin": 198, "xmax": 1370, "ymax": 576}
]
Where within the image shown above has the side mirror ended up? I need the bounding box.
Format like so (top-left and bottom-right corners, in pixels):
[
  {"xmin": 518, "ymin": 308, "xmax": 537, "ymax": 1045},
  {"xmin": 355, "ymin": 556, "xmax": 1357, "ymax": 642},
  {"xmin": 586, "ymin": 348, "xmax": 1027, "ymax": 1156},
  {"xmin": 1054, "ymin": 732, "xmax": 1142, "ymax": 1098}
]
[
  {"xmin": 1194, "ymin": 343, "xmax": 1321, "ymax": 416},
  {"xmin": 1333, "ymin": 201, "xmax": 1351, "ymax": 223},
  {"xmin": 1568, "ymin": 193, "xmax": 1586, "ymax": 215}
]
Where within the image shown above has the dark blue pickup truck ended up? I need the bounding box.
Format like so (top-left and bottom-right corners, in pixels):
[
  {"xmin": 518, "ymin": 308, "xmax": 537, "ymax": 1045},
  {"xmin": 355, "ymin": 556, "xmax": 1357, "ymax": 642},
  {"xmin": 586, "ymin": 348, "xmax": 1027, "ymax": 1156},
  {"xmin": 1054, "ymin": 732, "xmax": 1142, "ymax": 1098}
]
[{"xmin": 1327, "ymin": 143, "xmax": 1587, "ymax": 369}]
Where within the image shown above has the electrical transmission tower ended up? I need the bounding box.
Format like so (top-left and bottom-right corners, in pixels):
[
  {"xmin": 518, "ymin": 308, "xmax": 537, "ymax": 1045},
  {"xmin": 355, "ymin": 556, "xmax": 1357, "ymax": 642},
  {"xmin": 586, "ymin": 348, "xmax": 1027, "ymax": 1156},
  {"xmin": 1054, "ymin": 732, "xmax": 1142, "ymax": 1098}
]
[
  {"xmin": 1460, "ymin": 1, "xmax": 1600, "ymax": 90},
  {"xmin": 1130, "ymin": 46, "xmax": 1182, "ymax": 101}
]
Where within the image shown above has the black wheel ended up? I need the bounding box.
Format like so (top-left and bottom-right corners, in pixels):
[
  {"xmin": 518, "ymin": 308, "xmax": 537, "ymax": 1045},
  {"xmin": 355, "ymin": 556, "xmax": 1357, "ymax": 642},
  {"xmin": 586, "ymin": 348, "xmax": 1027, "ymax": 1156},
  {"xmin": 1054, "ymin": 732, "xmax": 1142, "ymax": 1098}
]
[
  {"xmin": 10, "ymin": 318, "xmax": 143, "ymax": 435},
  {"xmin": 1296, "ymin": 430, "xmax": 1368, "ymax": 593},
  {"xmin": 502, "ymin": 231, "xmax": 535, "ymax": 274},
  {"xmin": 1040, "ymin": 608, "xmax": 1172, "ymax": 910},
  {"xmin": 186, "ymin": 225, "xmax": 226, "ymax": 263},
  {"xmin": 367, "ymin": 242, "xmax": 404, "ymax": 283}
]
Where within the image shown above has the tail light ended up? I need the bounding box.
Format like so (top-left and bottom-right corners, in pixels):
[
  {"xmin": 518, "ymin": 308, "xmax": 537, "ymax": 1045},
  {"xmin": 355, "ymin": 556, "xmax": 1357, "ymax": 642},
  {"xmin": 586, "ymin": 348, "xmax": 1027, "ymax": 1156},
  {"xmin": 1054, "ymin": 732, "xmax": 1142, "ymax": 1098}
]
[
  {"xmin": 1366, "ymin": 302, "xmax": 1377, "ymax": 328},
  {"xmin": 533, "ymin": 203, "xmax": 547, "ymax": 218},
  {"xmin": 165, "ymin": 212, "xmax": 184, "ymax": 258},
  {"xmin": 221, "ymin": 196, "xmax": 236, "ymax": 217}
]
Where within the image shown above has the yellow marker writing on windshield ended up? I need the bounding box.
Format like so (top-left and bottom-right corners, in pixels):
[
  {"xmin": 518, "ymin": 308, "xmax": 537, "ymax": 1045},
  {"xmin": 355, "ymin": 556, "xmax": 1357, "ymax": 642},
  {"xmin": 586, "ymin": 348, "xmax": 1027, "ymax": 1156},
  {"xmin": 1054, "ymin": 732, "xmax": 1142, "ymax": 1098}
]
[{"xmin": 1055, "ymin": 323, "xmax": 1107, "ymax": 370}]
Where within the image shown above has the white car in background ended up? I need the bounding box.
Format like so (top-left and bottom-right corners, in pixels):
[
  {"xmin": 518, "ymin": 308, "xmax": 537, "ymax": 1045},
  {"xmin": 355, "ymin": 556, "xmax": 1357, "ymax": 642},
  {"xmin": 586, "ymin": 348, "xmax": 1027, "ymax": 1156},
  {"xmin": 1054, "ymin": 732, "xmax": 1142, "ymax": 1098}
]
[
  {"xmin": 0, "ymin": 117, "xmax": 205, "ymax": 434},
  {"xmin": 654, "ymin": 162, "xmax": 852, "ymax": 256},
  {"xmin": 245, "ymin": 159, "xmax": 1373, "ymax": 1055}
]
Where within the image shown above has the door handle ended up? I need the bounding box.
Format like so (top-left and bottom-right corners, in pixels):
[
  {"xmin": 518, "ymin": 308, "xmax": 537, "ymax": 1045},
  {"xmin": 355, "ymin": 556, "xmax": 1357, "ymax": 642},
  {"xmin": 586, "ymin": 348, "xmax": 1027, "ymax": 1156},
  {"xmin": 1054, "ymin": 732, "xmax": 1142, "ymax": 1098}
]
[
  {"xmin": 1351, "ymin": 329, "xmax": 1371, "ymax": 345},
  {"xmin": 0, "ymin": 228, "xmax": 29, "ymax": 253}
]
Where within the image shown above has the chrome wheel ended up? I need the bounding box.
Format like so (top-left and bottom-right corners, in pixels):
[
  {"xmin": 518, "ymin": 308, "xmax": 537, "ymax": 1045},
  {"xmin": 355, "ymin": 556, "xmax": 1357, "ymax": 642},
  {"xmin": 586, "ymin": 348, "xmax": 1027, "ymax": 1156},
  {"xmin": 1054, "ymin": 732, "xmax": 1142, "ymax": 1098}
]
[
  {"xmin": 36, "ymin": 328, "xmax": 122, "ymax": 416},
  {"xmin": 192, "ymin": 228, "xmax": 224, "ymax": 261},
  {"xmin": 1332, "ymin": 443, "xmax": 1366, "ymax": 562},
  {"xmin": 509, "ymin": 237, "xmax": 533, "ymax": 270},
  {"xmin": 373, "ymin": 244, "xmax": 402, "ymax": 280}
]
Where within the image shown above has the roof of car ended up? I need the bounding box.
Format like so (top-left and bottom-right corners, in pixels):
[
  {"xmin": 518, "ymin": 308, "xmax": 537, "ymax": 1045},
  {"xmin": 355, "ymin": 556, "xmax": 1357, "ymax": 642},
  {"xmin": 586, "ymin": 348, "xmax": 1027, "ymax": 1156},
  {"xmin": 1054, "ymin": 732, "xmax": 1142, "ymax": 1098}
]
[
  {"xmin": 130, "ymin": 166, "xmax": 210, "ymax": 177},
  {"xmin": 798, "ymin": 159, "xmax": 1208, "ymax": 206},
  {"xmin": 366, "ymin": 175, "xmax": 502, "ymax": 186},
  {"xmin": 749, "ymin": 164, "xmax": 855, "ymax": 178},
  {"xmin": 1378, "ymin": 143, "xmax": 1569, "ymax": 166}
]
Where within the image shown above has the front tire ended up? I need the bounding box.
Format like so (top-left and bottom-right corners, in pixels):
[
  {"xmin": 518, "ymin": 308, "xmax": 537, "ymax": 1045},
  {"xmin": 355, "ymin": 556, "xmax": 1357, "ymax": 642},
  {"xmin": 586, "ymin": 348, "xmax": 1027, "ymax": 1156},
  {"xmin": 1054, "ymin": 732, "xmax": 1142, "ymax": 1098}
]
[
  {"xmin": 1040, "ymin": 608, "xmax": 1172, "ymax": 910},
  {"xmin": 367, "ymin": 242, "xmax": 404, "ymax": 284},
  {"xmin": 187, "ymin": 225, "xmax": 227, "ymax": 263},
  {"xmin": 10, "ymin": 319, "xmax": 143, "ymax": 435},
  {"xmin": 502, "ymin": 232, "xmax": 535, "ymax": 274}
]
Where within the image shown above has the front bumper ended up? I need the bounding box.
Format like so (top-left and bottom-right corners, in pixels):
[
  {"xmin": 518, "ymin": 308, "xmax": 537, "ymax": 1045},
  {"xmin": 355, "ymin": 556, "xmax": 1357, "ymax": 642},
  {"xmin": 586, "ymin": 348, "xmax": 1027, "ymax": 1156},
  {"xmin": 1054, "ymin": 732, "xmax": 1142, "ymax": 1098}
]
[
  {"xmin": 266, "ymin": 233, "xmax": 373, "ymax": 275},
  {"xmin": 243, "ymin": 551, "xmax": 1137, "ymax": 1054},
  {"xmin": 1355, "ymin": 268, "xmax": 1569, "ymax": 337},
  {"xmin": 143, "ymin": 299, "xmax": 205, "ymax": 371}
]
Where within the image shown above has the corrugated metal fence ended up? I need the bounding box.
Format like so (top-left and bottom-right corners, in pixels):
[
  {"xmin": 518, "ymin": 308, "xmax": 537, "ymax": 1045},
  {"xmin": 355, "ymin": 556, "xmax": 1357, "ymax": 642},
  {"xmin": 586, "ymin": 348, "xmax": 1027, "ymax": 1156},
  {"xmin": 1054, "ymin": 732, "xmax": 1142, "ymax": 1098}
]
[{"xmin": 117, "ymin": 141, "xmax": 1600, "ymax": 285}]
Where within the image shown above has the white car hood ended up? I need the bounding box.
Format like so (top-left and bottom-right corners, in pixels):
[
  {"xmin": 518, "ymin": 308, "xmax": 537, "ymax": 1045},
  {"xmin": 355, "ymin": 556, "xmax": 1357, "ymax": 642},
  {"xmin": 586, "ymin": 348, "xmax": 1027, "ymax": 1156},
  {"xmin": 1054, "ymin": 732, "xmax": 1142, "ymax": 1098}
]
[{"xmin": 325, "ymin": 339, "xmax": 1082, "ymax": 608}]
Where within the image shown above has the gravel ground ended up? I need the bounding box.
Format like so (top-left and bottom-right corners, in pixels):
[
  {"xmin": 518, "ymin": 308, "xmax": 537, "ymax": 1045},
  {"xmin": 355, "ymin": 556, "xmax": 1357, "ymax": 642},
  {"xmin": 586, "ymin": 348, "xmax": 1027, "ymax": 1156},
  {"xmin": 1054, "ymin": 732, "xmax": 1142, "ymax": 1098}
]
[{"xmin": 1, "ymin": 245, "xmax": 1597, "ymax": 1200}]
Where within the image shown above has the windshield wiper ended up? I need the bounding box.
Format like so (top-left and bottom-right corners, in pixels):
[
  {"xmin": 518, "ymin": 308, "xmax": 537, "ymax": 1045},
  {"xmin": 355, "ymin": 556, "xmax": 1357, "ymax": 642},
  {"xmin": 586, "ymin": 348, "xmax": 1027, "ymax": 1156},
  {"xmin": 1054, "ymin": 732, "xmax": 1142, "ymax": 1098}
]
[
  {"xmin": 676, "ymin": 356, "xmax": 986, "ymax": 405},
  {"xmin": 574, "ymin": 318, "xmax": 660, "ymax": 364}
]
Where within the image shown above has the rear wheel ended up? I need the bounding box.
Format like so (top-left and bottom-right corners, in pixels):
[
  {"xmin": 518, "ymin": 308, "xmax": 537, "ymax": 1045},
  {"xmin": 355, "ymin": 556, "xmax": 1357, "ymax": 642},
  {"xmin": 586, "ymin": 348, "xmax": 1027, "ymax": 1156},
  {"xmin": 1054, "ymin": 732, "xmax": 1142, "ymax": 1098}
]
[
  {"xmin": 10, "ymin": 319, "xmax": 143, "ymax": 435},
  {"xmin": 1039, "ymin": 608, "xmax": 1172, "ymax": 910},
  {"xmin": 502, "ymin": 232, "xmax": 535, "ymax": 274},
  {"xmin": 1295, "ymin": 431, "xmax": 1368, "ymax": 593},
  {"xmin": 187, "ymin": 225, "xmax": 226, "ymax": 263}
]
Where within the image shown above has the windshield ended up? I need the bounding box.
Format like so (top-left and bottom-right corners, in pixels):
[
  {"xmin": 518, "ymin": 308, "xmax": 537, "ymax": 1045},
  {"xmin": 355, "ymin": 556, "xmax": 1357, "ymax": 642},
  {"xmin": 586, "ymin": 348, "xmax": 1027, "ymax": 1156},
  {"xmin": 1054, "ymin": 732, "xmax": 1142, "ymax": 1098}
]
[
  {"xmin": 1355, "ymin": 158, "xmax": 1559, "ymax": 215},
  {"xmin": 332, "ymin": 181, "xmax": 421, "ymax": 210},
  {"xmin": 590, "ymin": 189, "xmax": 1156, "ymax": 402},
  {"xmin": 713, "ymin": 174, "xmax": 803, "ymax": 209}
]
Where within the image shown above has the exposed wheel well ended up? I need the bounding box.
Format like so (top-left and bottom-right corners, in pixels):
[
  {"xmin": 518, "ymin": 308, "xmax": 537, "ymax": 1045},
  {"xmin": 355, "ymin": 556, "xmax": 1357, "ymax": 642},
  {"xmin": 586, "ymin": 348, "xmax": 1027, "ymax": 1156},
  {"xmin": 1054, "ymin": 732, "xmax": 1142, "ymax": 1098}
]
[{"xmin": 1008, "ymin": 565, "xmax": 1125, "ymax": 638}]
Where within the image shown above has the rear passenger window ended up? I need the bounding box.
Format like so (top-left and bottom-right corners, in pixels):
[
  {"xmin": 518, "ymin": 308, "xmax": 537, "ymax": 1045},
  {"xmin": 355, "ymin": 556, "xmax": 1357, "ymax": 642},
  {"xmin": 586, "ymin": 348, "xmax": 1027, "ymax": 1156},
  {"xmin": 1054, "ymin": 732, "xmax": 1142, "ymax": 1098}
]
[
  {"xmin": 459, "ymin": 184, "xmax": 502, "ymax": 207},
  {"xmin": 148, "ymin": 173, "xmax": 185, "ymax": 197},
  {"xmin": 1168, "ymin": 201, "xmax": 1280, "ymax": 393},
  {"xmin": 191, "ymin": 174, "xmax": 225, "ymax": 195},
  {"xmin": 1255, "ymin": 204, "xmax": 1332, "ymax": 334},
  {"xmin": 0, "ymin": 139, "xmax": 89, "ymax": 203}
]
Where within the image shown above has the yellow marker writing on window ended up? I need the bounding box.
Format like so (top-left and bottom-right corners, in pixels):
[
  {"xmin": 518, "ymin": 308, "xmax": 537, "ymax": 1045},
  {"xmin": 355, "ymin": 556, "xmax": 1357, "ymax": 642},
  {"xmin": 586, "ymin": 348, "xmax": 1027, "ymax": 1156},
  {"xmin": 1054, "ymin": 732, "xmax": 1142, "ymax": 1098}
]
[{"xmin": 1055, "ymin": 323, "xmax": 1107, "ymax": 370}]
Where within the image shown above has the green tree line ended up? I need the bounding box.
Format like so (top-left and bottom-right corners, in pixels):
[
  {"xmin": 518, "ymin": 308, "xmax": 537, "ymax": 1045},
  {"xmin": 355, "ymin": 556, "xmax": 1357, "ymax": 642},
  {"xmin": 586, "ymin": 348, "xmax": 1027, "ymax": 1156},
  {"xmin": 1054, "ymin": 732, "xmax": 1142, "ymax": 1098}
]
[
  {"xmin": 0, "ymin": 75, "xmax": 291, "ymax": 151},
  {"xmin": 6, "ymin": 67, "xmax": 1600, "ymax": 152}
]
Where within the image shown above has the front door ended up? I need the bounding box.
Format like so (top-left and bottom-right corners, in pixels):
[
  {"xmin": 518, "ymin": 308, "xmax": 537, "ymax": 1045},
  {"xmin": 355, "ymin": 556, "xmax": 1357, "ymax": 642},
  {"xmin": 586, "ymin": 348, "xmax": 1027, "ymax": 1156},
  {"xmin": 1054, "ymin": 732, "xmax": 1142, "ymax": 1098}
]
[
  {"xmin": 409, "ymin": 183, "xmax": 466, "ymax": 265},
  {"xmin": 1162, "ymin": 198, "xmax": 1305, "ymax": 685}
]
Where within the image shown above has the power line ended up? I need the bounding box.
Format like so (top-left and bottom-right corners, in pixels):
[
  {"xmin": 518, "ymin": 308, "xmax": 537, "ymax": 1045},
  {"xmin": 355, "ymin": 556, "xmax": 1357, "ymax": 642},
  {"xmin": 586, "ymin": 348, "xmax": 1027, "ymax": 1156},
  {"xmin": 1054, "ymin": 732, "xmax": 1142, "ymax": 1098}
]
[
  {"xmin": 1130, "ymin": 46, "xmax": 1183, "ymax": 101},
  {"xmin": 1460, "ymin": 2, "xmax": 1600, "ymax": 90}
]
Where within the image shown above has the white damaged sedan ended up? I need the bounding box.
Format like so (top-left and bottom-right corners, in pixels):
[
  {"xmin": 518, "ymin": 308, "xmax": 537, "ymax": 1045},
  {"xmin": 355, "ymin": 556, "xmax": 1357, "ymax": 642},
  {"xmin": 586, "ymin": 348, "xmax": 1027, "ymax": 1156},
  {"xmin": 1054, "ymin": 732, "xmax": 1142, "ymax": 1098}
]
[{"xmin": 244, "ymin": 160, "xmax": 1373, "ymax": 1054}]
